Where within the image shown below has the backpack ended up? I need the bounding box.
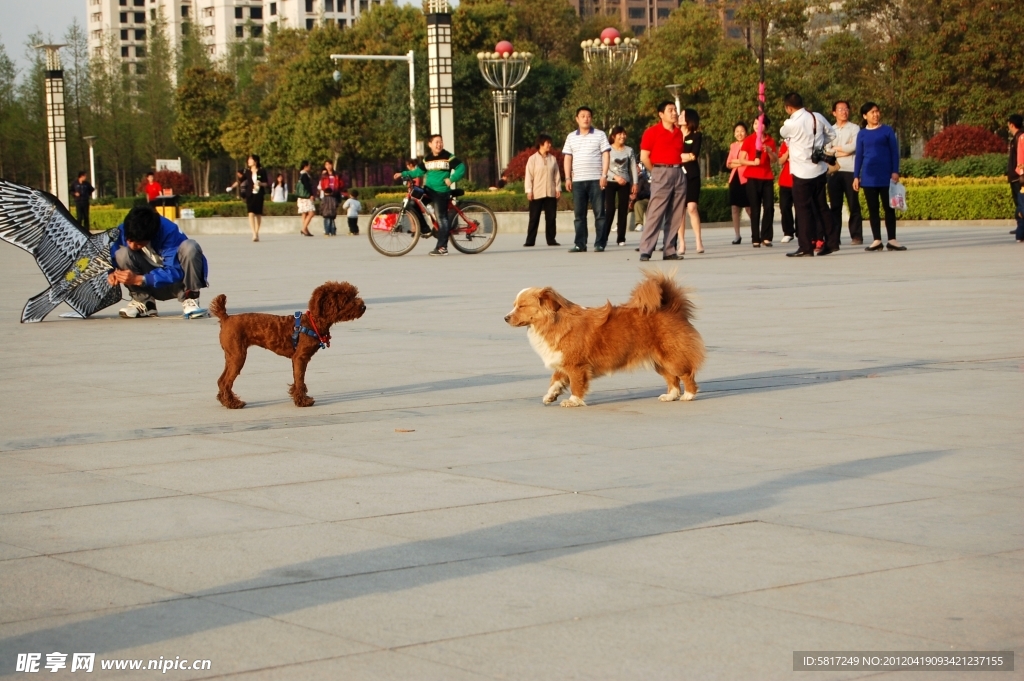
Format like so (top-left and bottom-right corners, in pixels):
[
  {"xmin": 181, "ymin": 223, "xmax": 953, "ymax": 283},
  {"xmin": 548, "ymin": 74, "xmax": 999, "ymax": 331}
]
[{"xmin": 296, "ymin": 173, "xmax": 311, "ymax": 198}]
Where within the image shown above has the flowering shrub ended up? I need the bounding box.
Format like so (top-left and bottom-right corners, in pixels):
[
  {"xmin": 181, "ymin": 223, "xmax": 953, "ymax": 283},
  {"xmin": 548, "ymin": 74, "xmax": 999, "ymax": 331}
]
[
  {"xmin": 924, "ymin": 125, "xmax": 1005, "ymax": 162},
  {"xmin": 503, "ymin": 147, "xmax": 566, "ymax": 182},
  {"xmin": 136, "ymin": 170, "xmax": 195, "ymax": 195}
]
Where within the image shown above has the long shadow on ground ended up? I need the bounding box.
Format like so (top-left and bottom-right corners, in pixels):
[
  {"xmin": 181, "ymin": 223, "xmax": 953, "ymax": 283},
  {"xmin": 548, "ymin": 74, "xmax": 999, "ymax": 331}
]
[{"xmin": 0, "ymin": 450, "xmax": 946, "ymax": 670}]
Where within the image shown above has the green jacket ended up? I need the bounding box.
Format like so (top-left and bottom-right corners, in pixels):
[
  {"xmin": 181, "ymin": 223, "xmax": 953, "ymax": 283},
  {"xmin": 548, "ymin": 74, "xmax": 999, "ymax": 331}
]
[{"xmin": 401, "ymin": 150, "xmax": 466, "ymax": 193}]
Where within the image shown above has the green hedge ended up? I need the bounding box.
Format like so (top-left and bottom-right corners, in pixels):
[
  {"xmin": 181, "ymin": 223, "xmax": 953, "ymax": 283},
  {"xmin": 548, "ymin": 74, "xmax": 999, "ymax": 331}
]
[
  {"xmin": 86, "ymin": 182, "xmax": 1013, "ymax": 226},
  {"xmin": 901, "ymin": 153, "xmax": 1005, "ymax": 178},
  {"xmin": 880, "ymin": 183, "xmax": 1013, "ymax": 220}
]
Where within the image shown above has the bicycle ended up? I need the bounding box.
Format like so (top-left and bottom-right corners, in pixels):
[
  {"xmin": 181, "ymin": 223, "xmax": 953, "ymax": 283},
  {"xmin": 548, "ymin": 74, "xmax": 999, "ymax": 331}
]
[{"xmin": 368, "ymin": 183, "xmax": 498, "ymax": 257}]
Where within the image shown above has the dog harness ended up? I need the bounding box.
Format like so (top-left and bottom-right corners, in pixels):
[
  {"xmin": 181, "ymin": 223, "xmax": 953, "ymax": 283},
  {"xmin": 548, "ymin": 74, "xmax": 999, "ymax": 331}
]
[{"xmin": 292, "ymin": 311, "xmax": 330, "ymax": 350}]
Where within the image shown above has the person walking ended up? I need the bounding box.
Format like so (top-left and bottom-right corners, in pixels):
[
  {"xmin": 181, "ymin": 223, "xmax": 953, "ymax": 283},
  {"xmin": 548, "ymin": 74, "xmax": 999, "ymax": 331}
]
[
  {"xmin": 781, "ymin": 92, "xmax": 837, "ymax": 257},
  {"xmin": 778, "ymin": 141, "xmax": 796, "ymax": 243},
  {"xmin": 245, "ymin": 155, "xmax": 268, "ymax": 242},
  {"xmin": 679, "ymin": 109, "xmax": 705, "ymax": 254},
  {"xmin": 737, "ymin": 115, "xmax": 777, "ymax": 247},
  {"xmin": 1006, "ymin": 115, "xmax": 1024, "ymax": 241},
  {"xmin": 827, "ymin": 101, "xmax": 863, "ymax": 245},
  {"xmin": 853, "ymin": 102, "xmax": 904, "ymax": 251},
  {"xmin": 603, "ymin": 126, "xmax": 638, "ymax": 248},
  {"xmin": 523, "ymin": 133, "xmax": 562, "ymax": 247},
  {"xmin": 320, "ymin": 175, "xmax": 339, "ymax": 237},
  {"xmin": 725, "ymin": 122, "xmax": 751, "ymax": 245},
  {"xmin": 271, "ymin": 173, "xmax": 288, "ymax": 203},
  {"xmin": 637, "ymin": 100, "xmax": 685, "ymax": 262},
  {"xmin": 296, "ymin": 160, "xmax": 316, "ymax": 237},
  {"xmin": 562, "ymin": 107, "xmax": 611, "ymax": 252},
  {"xmin": 72, "ymin": 171, "xmax": 94, "ymax": 230},
  {"xmin": 342, "ymin": 190, "xmax": 361, "ymax": 236}
]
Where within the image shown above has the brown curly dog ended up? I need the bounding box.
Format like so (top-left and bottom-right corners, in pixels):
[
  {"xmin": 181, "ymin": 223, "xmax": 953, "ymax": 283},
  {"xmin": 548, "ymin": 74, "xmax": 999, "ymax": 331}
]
[{"xmin": 209, "ymin": 281, "xmax": 366, "ymax": 409}]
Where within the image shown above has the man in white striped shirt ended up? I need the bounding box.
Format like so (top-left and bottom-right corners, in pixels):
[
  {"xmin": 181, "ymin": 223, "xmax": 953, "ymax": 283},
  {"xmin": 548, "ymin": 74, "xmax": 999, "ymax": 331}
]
[{"xmin": 562, "ymin": 107, "xmax": 611, "ymax": 252}]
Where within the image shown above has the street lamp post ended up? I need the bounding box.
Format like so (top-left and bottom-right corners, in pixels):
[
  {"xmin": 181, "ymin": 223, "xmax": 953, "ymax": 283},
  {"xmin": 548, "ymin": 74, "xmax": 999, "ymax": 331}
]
[
  {"xmin": 82, "ymin": 136, "xmax": 97, "ymax": 199},
  {"xmin": 329, "ymin": 51, "xmax": 417, "ymax": 160},
  {"xmin": 34, "ymin": 44, "xmax": 69, "ymax": 206},
  {"xmin": 477, "ymin": 42, "xmax": 531, "ymax": 176}
]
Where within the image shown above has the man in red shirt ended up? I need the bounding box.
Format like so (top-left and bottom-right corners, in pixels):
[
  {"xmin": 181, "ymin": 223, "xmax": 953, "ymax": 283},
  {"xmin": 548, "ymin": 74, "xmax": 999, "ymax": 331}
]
[
  {"xmin": 637, "ymin": 101, "xmax": 685, "ymax": 261},
  {"xmin": 142, "ymin": 172, "xmax": 163, "ymax": 204}
]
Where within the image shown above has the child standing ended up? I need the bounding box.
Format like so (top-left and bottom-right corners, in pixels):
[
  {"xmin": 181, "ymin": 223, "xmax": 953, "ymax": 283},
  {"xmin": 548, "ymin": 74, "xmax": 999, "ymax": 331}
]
[
  {"xmin": 319, "ymin": 187, "xmax": 339, "ymax": 237},
  {"xmin": 342, "ymin": 190, "xmax": 361, "ymax": 236}
]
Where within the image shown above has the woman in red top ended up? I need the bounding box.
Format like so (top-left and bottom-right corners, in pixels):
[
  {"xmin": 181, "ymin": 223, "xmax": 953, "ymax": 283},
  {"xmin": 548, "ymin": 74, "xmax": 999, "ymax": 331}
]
[
  {"xmin": 777, "ymin": 141, "xmax": 796, "ymax": 243},
  {"xmin": 737, "ymin": 116, "xmax": 777, "ymax": 247},
  {"xmin": 725, "ymin": 122, "xmax": 751, "ymax": 245}
]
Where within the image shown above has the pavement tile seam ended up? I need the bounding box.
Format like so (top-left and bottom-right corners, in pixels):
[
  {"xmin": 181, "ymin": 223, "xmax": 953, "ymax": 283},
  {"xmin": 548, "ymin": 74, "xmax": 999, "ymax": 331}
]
[
  {"xmin": 193, "ymin": 650, "xmax": 502, "ymax": 681},
  {"xmin": 388, "ymin": 593, "xmax": 952, "ymax": 662},
  {"xmin": 0, "ymin": 490, "xmax": 192, "ymax": 518},
  {"xmin": 1, "ymin": 355, "xmax": 1009, "ymax": 454}
]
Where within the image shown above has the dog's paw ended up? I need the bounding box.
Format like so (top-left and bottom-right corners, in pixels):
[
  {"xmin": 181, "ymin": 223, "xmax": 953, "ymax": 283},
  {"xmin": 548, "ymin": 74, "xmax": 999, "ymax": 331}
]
[
  {"xmin": 659, "ymin": 389, "xmax": 681, "ymax": 402},
  {"xmin": 681, "ymin": 391, "xmax": 696, "ymax": 401},
  {"xmin": 219, "ymin": 395, "xmax": 246, "ymax": 409},
  {"xmin": 560, "ymin": 396, "xmax": 586, "ymax": 408},
  {"xmin": 294, "ymin": 396, "xmax": 315, "ymax": 408}
]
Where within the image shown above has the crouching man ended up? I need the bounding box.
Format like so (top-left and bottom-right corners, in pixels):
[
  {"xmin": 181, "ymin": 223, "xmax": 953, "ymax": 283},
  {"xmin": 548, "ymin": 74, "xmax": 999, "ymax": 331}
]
[{"xmin": 107, "ymin": 206, "xmax": 209, "ymax": 318}]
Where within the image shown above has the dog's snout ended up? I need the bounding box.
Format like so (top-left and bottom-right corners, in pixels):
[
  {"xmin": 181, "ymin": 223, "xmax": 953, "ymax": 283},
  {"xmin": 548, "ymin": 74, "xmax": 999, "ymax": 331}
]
[
  {"xmin": 504, "ymin": 314, "xmax": 512, "ymax": 323},
  {"xmin": 360, "ymin": 303, "xmax": 366, "ymax": 313}
]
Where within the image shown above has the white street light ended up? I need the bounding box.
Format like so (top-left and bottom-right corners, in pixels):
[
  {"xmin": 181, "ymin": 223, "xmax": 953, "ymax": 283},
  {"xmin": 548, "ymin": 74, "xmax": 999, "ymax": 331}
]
[{"xmin": 330, "ymin": 51, "xmax": 417, "ymax": 160}]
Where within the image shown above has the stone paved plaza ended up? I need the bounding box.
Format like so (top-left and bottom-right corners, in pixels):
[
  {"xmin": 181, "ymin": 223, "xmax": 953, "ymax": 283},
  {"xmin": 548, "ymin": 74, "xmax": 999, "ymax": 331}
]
[{"xmin": 0, "ymin": 225, "xmax": 1021, "ymax": 679}]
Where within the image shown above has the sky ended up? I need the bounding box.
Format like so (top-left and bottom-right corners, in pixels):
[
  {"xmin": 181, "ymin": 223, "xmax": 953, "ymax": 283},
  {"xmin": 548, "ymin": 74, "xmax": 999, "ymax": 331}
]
[{"xmin": 3, "ymin": 0, "xmax": 431, "ymax": 77}]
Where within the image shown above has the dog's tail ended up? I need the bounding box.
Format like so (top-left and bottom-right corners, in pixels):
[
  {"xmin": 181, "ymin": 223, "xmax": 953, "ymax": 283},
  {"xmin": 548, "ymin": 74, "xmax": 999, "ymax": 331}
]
[
  {"xmin": 209, "ymin": 294, "xmax": 228, "ymax": 321},
  {"xmin": 627, "ymin": 270, "xmax": 695, "ymax": 320}
]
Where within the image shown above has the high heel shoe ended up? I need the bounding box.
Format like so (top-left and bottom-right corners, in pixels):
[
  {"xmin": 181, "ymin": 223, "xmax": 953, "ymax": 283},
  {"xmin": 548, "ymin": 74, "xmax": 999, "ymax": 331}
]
[
  {"xmin": 865, "ymin": 242, "xmax": 884, "ymax": 251},
  {"xmin": 886, "ymin": 242, "xmax": 907, "ymax": 251},
  {"xmin": 731, "ymin": 236, "xmax": 741, "ymax": 245}
]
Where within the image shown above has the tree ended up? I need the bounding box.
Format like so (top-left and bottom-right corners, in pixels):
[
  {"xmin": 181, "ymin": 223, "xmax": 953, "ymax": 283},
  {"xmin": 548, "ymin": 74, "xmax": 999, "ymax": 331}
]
[
  {"xmin": 90, "ymin": 33, "xmax": 139, "ymax": 196},
  {"xmin": 174, "ymin": 67, "xmax": 231, "ymax": 195},
  {"xmin": 62, "ymin": 20, "xmax": 92, "ymax": 175},
  {"xmin": 0, "ymin": 38, "xmax": 18, "ymax": 179},
  {"xmin": 137, "ymin": 7, "xmax": 177, "ymax": 164}
]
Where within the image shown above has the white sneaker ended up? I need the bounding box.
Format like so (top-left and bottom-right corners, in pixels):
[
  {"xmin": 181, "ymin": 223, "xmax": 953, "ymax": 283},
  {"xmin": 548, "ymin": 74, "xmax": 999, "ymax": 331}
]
[
  {"xmin": 181, "ymin": 297, "xmax": 207, "ymax": 318},
  {"xmin": 634, "ymin": 223, "xmax": 643, "ymax": 232},
  {"xmin": 119, "ymin": 299, "xmax": 157, "ymax": 318},
  {"xmin": 780, "ymin": 235, "xmax": 794, "ymax": 243}
]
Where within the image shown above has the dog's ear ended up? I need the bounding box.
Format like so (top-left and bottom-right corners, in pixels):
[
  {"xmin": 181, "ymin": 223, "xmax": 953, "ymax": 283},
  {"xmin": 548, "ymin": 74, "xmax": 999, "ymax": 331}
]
[{"xmin": 537, "ymin": 288, "xmax": 564, "ymax": 312}]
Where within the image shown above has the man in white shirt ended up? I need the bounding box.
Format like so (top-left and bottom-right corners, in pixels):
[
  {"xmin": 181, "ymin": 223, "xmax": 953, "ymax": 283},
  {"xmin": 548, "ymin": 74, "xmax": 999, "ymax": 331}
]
[
  {"xmin": 780, "ymin": 92, "xmax": 838, "ymax": 257},
  {"xmin": 562, "ymin": 107, "xmax": 611, "ymax": 252},
  {"xmin": 827, "ymin": 100, "xmax": 863, "ymax": 245}
]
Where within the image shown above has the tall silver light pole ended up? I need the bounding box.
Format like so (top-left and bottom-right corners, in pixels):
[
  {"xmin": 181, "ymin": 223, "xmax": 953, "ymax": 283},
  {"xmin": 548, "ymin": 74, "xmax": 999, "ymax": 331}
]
[
  {"xmin": 35, "ymin": 44, "xmax": 70, "ymax": 206},
  {"xmin": 665, "ymin": 84, "xmax": 684, "ymax": 116},
  {"xmin": 330, "ymin": 51, "xmax": 417, "ymax": 160},
  {"xmin": 426, "ymin": 0, "xmax": 455, "ymax": 153},
  {"xmin": 477, "ymin": 43, "xmax": 531, "ymax": 175},
  {"xmin": 83, "ymin": 136, "xmax": 97, "ymax": 199}
]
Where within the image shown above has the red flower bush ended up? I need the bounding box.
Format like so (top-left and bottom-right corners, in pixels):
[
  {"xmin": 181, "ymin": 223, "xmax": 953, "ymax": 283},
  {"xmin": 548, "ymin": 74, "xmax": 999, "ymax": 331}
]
[
  {"xmin": 924, "ymin": 125, "xmax": 1006, "ymax": 162},
  {"xmin": 504, "ymin": 147, "xmax": 565, "ymax": 182},
  {"xmin": 137, "ymin": 170, "xmax": 195, "ymax": 196}
]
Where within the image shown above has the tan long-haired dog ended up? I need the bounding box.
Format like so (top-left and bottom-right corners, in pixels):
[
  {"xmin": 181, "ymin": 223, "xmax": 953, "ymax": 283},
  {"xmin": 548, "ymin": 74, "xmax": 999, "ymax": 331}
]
[
  {"xmin": 505, "ymin": 271, "xmax": 705, "ymax": 407},
  {"xmin": 209, "ymin": 282, "xmax": 365, "ymax": 409}
]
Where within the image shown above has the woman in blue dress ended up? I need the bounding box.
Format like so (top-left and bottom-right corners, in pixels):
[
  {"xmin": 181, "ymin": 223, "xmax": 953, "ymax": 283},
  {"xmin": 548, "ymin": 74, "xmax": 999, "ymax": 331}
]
[{"xmin": 853, "ymin": 102, "xmax": 906, "ymax": 251}]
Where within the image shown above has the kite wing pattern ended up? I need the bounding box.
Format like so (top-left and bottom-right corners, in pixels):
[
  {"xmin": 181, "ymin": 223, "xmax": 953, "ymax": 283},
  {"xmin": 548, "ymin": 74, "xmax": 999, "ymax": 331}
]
[{"xmin": 0, "ymin": 179, "xmax": 122, "ymax": 322}]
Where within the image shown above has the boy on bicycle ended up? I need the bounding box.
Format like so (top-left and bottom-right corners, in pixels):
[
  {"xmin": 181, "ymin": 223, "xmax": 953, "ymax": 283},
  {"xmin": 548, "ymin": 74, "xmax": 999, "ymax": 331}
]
[{"xmin": 394, "ymin": 134, "xmax": 466, "ymax": 256}]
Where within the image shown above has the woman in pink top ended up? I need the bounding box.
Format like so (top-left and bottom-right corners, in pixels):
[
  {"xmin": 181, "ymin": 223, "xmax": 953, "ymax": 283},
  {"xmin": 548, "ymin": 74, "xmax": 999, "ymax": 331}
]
[{"xmin": 725, "ymin": 122, "xmax": 751, "ymax": 245}]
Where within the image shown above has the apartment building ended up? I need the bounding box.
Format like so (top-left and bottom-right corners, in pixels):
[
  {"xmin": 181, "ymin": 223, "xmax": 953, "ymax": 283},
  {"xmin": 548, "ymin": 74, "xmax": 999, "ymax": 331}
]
[
  {"xmin": 86, "ymin": 0, "xmax": 387, "ymax": 70},
  {"xmin": 571, "ymin": 0, "xmax": 680, "ymax": 36}
]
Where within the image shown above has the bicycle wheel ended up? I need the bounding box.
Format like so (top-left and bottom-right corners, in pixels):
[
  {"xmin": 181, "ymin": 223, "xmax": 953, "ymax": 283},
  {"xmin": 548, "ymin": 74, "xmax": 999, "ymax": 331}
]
[
  {"xmin": 448, "ymin": 201, "xmax": 498, "ymax": 254},
  {"xmin": 368, "ymin": 203, "xmax": 422, "ymax": 257}
]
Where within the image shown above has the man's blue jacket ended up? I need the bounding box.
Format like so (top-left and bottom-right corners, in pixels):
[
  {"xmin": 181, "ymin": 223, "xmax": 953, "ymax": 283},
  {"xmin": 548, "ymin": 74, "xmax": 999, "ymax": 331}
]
[{"xmin": 109, "ymin": 216, "xmax": 208, "ymax": 289}]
